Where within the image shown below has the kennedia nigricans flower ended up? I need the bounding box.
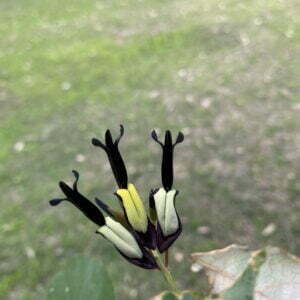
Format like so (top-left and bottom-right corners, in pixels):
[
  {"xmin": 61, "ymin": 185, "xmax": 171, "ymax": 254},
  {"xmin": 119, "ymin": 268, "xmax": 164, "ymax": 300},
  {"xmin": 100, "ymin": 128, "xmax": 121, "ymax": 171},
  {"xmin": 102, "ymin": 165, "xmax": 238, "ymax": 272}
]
[
  {"xmin": 49, "ymin": 170, "xmax": 157, "ymax": 269},
  {"xmin": 49, "ymin": 125, "xmax": 184, "ymax": 268},
  {"xmin": 150, "ymin": 130, "xmax": 184, "ymax": 253},
  {"xmin": 92, "ymin": 125, "xmax": 156, "ymax": 249}
]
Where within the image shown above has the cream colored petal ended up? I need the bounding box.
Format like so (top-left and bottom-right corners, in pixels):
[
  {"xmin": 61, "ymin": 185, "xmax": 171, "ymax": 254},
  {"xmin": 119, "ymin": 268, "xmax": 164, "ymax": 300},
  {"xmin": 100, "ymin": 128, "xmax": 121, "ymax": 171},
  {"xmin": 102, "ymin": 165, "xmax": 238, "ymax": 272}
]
[
  {"xmin": 97, "ymin": 217, "xmax": 142, "ymax": 258},
  {"xmin": 154, "ymin": 188, "xmax": 178, "ymax": 236},
  {"xmin": 154, "ymin": 188, "xmax": 167, "ymax": 230},
  {"xmin": 165, "ymin": 190, "xmax": 179, "ymax": 235}
]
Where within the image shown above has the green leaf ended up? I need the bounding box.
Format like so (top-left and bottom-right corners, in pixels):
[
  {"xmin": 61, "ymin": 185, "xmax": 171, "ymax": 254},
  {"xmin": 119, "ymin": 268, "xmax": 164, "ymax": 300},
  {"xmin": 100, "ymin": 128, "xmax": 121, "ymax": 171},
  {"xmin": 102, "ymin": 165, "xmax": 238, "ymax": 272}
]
[
  {"xmin": 254, "ymin": 247, "xmax": 300, "ymax": 299},
  {"xmin": 181, "ymin": 290, "xmax": 199, "ymax": 300},
  {"xmin": 191, "ymin": 245, "xmax": 252, "ymax": 294},
  {"xmin": 161, "ymin": 291, "xmax": 178, "ymax": 300},
  {"xmin": 221, "ymin": 263, "xmax": 255, "ymax": 300},
  {"xmin": 221, "ymin": 249, "xmax": 266, "ymax": 300},
  {"xmin": 46, "ymin": 256, "xmax": 114, "ymax": 300},
  {"xmin": 191, "ymin": 245, "xmax": 300, "ymax": 300},
  {"xmin": 154, "ymin": 290, "xmax": 202, "ymax": 300}
]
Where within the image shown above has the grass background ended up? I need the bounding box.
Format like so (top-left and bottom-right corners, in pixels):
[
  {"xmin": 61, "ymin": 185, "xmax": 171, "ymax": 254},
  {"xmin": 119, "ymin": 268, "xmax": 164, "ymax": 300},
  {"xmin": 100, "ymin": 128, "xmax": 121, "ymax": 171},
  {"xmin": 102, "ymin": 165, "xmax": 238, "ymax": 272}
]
[{"xmin": 0, "ymin": 0, "xmax": 299, "ymax": 299}]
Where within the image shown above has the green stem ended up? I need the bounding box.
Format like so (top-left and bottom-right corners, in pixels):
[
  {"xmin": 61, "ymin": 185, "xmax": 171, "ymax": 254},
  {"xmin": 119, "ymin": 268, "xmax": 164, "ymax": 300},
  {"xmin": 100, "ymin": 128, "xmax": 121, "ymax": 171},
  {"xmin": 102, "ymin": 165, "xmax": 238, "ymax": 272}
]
[{"xmin": 152, "ymin": 249, "xmax": 180, "ymax": 294}]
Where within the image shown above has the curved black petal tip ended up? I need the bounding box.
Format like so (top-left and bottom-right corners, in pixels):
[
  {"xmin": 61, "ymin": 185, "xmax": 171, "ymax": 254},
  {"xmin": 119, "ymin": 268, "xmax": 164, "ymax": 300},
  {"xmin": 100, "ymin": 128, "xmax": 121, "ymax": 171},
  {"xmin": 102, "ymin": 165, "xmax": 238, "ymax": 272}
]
[
  {"xmin": 53, "ymin": 173, "xmax": 106, "ymax": 227},
  {"xmin": 72, "ymin": 170, "xmax": 79, "ymax": 179},
  {"xmin": 114, "ymin": 124, "xmax": 124, "ymax": 145},
  {"xmin": 151, "ymin": 130, "xmax": 163, "ymax": 147},
  {"xmin": 176, "ymin": 131, "xmax": 184, "ymax": 144},
  {"xmin": 91, "ymin": 125, "xmax": 128, "ymax": 188},
  {"xmin": 151, "ymin": 130, "xmax": 184, "ymax": 147},
  {"xmin": 49, "ymin": 198, "xmax": 65, "ymax": 206},
  {"xmin": 91, "ymin": 138, "xmax": 105, "ymax": 148},
  {"xmin": 71, "ymin": 170, "xmax": 79, "ymax": 190}
]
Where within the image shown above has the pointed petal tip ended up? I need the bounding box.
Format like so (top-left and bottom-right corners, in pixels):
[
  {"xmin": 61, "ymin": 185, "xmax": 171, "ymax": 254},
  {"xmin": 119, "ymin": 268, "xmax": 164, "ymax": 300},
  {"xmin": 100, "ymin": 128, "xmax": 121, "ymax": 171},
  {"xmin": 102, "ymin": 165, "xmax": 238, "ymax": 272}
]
[
  {"xmin": 105, "ymin": 129, "xmax": 114, "ymax": 146},
  {"xmin": 164, "ymin": 130, "xmax": 172, "ymax": 145},
  {"xmin": 105, "ymin": 129, "xmax": 112, "ymax": 138}
]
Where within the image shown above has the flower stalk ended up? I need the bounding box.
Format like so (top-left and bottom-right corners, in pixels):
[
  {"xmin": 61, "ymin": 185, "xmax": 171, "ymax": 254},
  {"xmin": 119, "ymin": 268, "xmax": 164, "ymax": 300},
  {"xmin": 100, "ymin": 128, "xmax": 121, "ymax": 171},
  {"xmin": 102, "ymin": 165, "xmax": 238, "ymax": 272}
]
[{"xmin": 151, "ymin": 249, "xmax": 180, "ymax": 294}]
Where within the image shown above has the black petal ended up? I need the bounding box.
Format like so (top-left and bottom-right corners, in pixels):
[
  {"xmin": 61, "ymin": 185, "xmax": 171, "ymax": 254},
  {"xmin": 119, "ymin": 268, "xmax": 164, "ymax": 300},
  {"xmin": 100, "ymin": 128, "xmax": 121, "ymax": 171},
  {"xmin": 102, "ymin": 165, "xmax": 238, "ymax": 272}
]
[
  {"xmin": 49, "ymin": 198, "xmax": 66, "ymax": 206},
  {"xmin": 134, "ymin": 219, "xmax": 157, "ymax": 250},
  {"xmin": 175, "ymin": 132, "xmax": 184, "ymax": 144},
  {"xmin": 50, "ymin": 171, "xmax": 105, "ymax": 227},
  {"xmin": 91, "ymin": 138, "xmax": 106, "ymax": 149},
  {"xmin": 151, "ymin": 130, "xmax": 184, "ymax": 191},
  {"xmin": 114, "ymin": 124, "xmax": 124, "ymax": 145},
  {"xmin": 116, "ymin": 247, "xmax": 158, "ymax": 269},
  {"xmin": 157, "ymin": 219, "xmax": 182, "ymax": 253},
  {"xmin": 151, "ymin": 130, "xmax": 163, "ymax": 147},
  {"xmin": 92, "ymin": 125, "xmax": 128, "ymax": 188},
  {"xmin": 161, "ymin": 130, "xmax": 174, "ymax": 191}
]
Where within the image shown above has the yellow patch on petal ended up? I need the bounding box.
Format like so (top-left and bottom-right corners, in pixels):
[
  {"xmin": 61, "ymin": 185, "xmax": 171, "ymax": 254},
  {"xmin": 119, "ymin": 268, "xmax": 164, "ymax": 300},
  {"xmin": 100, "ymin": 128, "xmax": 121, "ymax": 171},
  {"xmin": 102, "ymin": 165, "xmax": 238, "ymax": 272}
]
[{"xmin": 116, "ymin": 183, "xmax": 148, "ymax": 233}]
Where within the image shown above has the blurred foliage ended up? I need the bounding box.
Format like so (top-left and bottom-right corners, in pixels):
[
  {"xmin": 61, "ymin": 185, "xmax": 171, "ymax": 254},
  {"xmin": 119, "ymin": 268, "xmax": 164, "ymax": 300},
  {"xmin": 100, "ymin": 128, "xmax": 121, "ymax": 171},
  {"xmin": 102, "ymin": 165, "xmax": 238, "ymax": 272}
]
[
  {"xmin": 0, "ymin": 0, "xmax": 299, "ymax": 299},
  {"xmin": 46, "ymin": 256, "xmax": 114, "ymax": 300}
]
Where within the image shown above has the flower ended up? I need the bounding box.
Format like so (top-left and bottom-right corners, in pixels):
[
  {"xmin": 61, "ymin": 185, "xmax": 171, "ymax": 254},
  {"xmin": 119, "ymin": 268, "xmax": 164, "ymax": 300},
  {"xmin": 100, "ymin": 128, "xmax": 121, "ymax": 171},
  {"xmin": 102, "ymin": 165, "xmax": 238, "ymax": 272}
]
[
  {"xmin": 49, "ymin": 170, "xmax": 157, "ymax": 269},
  {"xmin": 92, "ymin": 125, "xmax": 156, "ymax": 249},
  {"xmin": 49, "ymin": 125, "xmax": 184, "ymax": 267},
  {"xmin": 150, "ymin": 130, "xmax": 184, "ymax": 252}
]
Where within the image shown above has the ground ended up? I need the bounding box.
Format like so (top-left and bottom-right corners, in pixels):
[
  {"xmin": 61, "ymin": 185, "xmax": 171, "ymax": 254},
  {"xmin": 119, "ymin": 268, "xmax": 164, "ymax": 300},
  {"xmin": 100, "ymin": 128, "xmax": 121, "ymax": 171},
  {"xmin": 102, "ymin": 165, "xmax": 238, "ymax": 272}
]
[{"xmin": 0, "ymin": 0, "xmax": 299, "ymax": 299}]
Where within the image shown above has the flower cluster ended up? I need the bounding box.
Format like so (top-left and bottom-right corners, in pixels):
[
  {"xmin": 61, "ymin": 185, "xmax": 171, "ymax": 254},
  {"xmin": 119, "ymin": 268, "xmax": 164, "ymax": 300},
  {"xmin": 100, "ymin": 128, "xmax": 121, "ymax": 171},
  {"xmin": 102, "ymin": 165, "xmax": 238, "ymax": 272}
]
[{"xmin": 50, "ymin": 125, "xmax": 184, "ymax": 269}]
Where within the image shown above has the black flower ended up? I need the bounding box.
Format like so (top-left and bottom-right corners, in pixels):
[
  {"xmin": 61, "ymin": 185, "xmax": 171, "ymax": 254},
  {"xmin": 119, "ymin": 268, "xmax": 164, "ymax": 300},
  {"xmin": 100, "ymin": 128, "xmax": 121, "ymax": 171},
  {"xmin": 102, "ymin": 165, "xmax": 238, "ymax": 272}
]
[
  {"xmin": 92, "ymin": 125, "xmax": 156, "ymax": 249},
  {"xmin": 151, "ymin": 130, "xmax": 184, "ymax": 252},
  {"xmin": 50, "ymin": 171, "xmax": 157, "ymax": 269}
]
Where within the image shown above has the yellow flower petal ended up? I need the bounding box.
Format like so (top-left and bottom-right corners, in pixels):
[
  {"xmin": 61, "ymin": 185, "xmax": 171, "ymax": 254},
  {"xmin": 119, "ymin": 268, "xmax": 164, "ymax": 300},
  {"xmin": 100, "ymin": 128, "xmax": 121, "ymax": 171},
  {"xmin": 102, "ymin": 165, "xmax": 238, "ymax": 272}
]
[{"xmin": 117, "ymin": 184, "xmax": 148, "ymax": 233}]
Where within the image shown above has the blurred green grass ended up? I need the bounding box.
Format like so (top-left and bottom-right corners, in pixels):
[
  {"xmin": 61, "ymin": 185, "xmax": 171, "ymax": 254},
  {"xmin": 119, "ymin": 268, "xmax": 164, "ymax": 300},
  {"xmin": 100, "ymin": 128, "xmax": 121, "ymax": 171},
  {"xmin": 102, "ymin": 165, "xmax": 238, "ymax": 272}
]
[{"xmin": 0, "ymin": 0, "xmax": 299, "ymax": 299}]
